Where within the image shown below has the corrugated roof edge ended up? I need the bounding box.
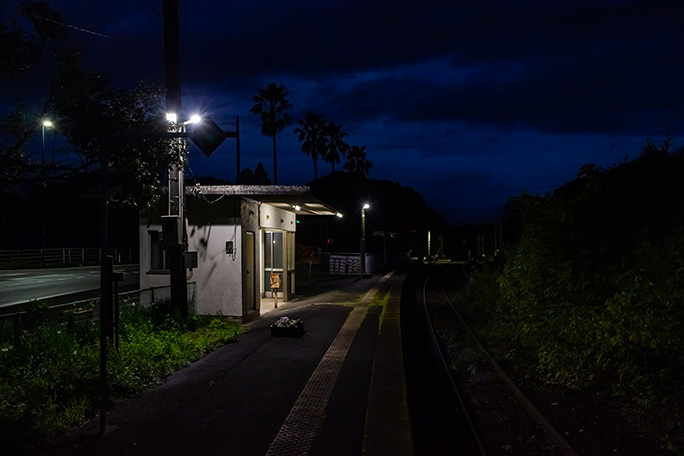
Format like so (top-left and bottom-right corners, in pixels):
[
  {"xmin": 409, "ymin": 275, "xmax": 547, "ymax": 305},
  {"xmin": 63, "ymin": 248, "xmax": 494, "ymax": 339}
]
[{"xmin": 186, "ymin": 185, "xmax": 310, "ymax": 195}]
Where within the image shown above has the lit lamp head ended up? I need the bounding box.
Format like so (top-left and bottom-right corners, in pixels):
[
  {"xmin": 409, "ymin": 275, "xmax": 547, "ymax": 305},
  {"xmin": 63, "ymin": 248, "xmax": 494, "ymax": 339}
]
[
  {"xmin": 186, "ymin": 114, "xmax": 201, "ymax": 125},
  {"xmin": 166, "ymin": 113, "xmax": 201, "ymax": 126}
]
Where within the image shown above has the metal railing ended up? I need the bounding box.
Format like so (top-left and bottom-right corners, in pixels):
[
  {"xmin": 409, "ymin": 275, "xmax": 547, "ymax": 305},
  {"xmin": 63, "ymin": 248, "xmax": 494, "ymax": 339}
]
[
  {"xmin": 0, "ymin": 283, "xmax": 196, "ymax": 348},
  {"xmin": 0, "ymin": 248, "xmax": 138, "ymax": 268}
]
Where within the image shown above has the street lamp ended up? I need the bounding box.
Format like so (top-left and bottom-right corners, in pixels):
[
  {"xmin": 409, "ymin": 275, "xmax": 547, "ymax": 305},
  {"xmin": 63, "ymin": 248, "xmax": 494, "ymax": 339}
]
[
  {"xmin": 41, "ymin": 120, "xmax": 53, "ymax": 266},
  {"xmin": 41, "ymin": 120, "xmax": 53, "ymax": 165},
  {"xmin": 165, "ymin": 113, "xmax": 201, "ymax": 218},
  {"xmin": 361, "ymin": 203, "xmax": 370, "ymax": 277},
  {"xmin": 165, "ymin": 113, "xmax": 201, "ymax": 321},
  {"xmin": 166, "ymin": 112, "xmax": 201, "ymax": 125}
]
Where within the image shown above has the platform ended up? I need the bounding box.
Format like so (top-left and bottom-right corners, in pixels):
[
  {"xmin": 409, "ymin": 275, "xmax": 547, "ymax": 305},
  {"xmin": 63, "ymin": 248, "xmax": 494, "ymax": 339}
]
[{"xmin": 36, "ymin": 271, "xmax": 411, "ymax": 456}]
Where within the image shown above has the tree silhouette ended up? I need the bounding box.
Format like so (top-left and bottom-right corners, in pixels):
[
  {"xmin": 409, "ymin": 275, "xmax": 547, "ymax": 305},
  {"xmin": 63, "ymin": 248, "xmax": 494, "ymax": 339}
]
[
  {"xmin": 344, "ymin": 145, "xmax": 373, "ymax": 177},
  {"xmin": 253, "ymin": 161, "xmax": 271, "ymax": 185},
  {"xmin": 323, "ymin": 122, "xmax": 349, "ymax": 172},
  {"xmin": 249, "ymin": 83, "xmax": 292, "ymax": 185},
  {"xmin": 51, "ymin": 52, "xmax": 175, "ymax": 207},
  {"xmin": 0, "ymin": 1, "xmax": 68, "ymax": 78},
  {"xmin": 1, "ymin": 1, "xmax": 69, "ymax": 191},
  {"xmin": 237, "ymin": 162, "xmax": 271, "ymax": 185},
  {"xmin": 294, "ymin": 112, "xmax": 327, "ymax": 180}
]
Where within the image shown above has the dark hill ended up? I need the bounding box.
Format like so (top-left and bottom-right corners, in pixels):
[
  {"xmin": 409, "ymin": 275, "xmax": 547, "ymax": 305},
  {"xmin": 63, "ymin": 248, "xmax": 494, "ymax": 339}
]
[{"xmin": 300, "ymin": 172, "xmax": 448, "ymax": 261}]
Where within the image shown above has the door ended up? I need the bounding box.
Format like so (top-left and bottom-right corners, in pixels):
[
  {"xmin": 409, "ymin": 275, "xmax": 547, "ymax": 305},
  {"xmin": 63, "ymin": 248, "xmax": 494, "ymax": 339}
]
[
  {"xmin": 264, "ymin": 231, "xmax": 283, "ymax": 296},
  {"xmin": 245, "ymin": 231, "xmax": 256, "ymax": 311}
]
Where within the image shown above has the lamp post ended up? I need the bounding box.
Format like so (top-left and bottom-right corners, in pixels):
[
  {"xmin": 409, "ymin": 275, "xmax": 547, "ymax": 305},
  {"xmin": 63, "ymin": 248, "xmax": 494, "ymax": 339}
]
[
  {"xmin": 361, "ymin": 203, "xmax": 370, "ymax": 277},
  {"xmin": 41, "ymin": 120, "xmax": 52, "ymax": 164},
  {"xmin": 96, "ymin": 115, "xmax": 202, "ymax": 435},
  {"xmin": 165, "ymin": 113, "xmax": 201, "ymax": 320},
  {"xmin": 40, "ymin": 120, "xmax": 52, "ymax": 266}
]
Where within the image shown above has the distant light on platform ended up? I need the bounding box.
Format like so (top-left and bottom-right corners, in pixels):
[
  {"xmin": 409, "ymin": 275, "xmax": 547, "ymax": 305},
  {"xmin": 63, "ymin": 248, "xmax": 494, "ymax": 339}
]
[{"xmin": 336, "ymin": 212, "xmax": 343, "ymax": 218}]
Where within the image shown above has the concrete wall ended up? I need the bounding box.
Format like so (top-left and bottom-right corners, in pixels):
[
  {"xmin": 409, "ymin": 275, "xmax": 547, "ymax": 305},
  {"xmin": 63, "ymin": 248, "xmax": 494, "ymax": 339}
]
[
  {"xmin": 259, "ymin": 204, "xmax": 297, "ymax": 231},
  {"xmin": 188, "ymin": 218, "xmax": 242, "ymax": 316}
]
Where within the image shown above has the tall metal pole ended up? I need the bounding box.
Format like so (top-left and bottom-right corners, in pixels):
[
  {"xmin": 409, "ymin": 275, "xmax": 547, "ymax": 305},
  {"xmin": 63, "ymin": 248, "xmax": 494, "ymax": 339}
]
[
  {"xmin": 361, "ymin": 206, "xmax": 366, "ymax": 277},
  {"xmin": 164, "ymin": 0, "xmax": 181, "ymax": 113},
  {"xmin": 98, "ymin": 140, "xmax": 110, "ymax": 435},
  {"xmin": 41, "ymin": 124, "xmax": 46, "ymax": 266},
  {"xmin": 235, "ymin": 115, "xmax": 240, "ymax": 183},
  {"xmin": 164, "ymin": 0, "xmax": 188, "ymax": 319}
]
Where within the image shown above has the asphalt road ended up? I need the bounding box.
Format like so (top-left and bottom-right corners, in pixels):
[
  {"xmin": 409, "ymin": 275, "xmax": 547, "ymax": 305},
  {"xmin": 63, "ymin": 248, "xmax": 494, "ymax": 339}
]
[{"xmin": 0, "ymin": 265, "xmax": 139, "ymax": 308}]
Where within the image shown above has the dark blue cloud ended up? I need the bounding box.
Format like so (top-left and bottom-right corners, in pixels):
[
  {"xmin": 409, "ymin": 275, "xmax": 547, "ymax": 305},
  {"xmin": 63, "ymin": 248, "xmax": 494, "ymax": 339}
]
[{"xmin": 4, "ymin": 0, "xmax": 683, "ymax": 224}]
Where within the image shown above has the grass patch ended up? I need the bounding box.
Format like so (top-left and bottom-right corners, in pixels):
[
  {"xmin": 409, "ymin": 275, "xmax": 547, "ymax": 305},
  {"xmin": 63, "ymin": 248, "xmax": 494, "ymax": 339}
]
[
  {"xmin": 370, "ymin": 292, "xmax": 389, "ymax": 309},
  {"xmin": 0, "ymin": 302, "xmax": 241, "ymax": 452}
]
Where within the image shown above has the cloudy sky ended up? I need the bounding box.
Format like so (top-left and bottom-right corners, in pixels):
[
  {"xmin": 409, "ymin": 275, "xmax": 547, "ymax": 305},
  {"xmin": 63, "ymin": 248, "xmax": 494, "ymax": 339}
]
[{"xmin": 5, "ymin": 0, "xmax": 684, "ymax": 224}]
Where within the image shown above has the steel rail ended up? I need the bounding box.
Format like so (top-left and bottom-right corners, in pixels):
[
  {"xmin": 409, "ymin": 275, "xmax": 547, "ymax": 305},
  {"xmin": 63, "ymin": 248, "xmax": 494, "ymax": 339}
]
[{"xmin": 420, "ymin": 268, "xmax": 488, "ymax": 456}]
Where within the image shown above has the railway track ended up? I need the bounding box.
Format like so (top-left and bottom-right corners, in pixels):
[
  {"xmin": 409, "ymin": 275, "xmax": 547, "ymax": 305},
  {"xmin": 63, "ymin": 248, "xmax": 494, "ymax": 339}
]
[{"xmin": 402, "ymin": 263, "xmax": 580, "ymax": 456}]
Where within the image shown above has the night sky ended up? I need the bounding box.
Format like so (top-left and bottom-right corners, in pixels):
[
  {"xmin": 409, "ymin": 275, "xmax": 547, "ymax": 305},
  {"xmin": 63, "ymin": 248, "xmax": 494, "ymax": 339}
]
[{"xmin": 4, "ymin": 0, "xmax": 684, "ymax": 225}]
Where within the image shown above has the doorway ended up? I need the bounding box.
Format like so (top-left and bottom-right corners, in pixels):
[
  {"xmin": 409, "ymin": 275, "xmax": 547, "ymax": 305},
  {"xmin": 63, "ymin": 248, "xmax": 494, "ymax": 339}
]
[{"xmin": 264, "ymin": 231, "xmax": 283, "ymax": 297}]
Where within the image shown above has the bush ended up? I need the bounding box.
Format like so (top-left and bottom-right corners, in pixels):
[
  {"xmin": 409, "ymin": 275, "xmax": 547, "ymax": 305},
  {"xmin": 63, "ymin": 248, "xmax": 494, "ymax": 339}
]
[
  {"xmin": 480, "ymin": 145, "xmax": 684, "ymax": 451},
  {"xmin": 0, "ymin": 303, "xmax": 241, "ymax": 451}
]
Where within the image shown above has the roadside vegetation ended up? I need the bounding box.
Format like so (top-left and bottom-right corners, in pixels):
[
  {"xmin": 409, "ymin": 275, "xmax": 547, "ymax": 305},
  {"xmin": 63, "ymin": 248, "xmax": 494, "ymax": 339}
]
[
  {"xmin": 455, "ymin": 137, "xmax": 684, "ymax": 453},
  {"xmin": 0, "ymin": 299, "xmax": 241, "ymax": 452}
]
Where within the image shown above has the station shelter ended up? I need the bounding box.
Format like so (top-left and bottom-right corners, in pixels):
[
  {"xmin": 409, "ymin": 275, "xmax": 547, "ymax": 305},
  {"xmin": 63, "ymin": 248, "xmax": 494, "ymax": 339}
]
[{"xmin": 139, "ymin": 185, "xmax": 339, "ymax": 322}]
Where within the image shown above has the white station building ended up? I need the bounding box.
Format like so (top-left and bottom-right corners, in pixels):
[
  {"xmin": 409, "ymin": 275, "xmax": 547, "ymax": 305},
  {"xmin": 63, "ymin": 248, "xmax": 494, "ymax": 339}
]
[{"xmin": 139, "ymin": 185, "xmax": 339, "ymax": 322}]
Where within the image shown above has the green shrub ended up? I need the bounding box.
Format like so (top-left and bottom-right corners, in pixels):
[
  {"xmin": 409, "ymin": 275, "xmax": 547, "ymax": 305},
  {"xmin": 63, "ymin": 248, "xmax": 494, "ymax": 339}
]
[
  {"xmin": 0, "ymin": 304, "xmax": 241, "ymax": 451},
  {"xmin": 475, "ymin": 146, "xmax": 684, "ymax": 451}
]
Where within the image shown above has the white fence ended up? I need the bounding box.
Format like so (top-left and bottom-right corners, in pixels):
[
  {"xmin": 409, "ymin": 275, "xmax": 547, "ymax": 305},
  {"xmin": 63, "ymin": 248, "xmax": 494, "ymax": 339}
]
[{"xmin": 308, "ymin": 252, "xmax": 384, "ymax": 276}]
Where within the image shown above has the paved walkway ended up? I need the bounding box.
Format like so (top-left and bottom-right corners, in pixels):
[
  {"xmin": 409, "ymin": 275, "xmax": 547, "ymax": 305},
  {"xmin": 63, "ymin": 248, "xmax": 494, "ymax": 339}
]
[{"xmin": 37, "ymin": 271, "xmax": 411, "ymax": 456}]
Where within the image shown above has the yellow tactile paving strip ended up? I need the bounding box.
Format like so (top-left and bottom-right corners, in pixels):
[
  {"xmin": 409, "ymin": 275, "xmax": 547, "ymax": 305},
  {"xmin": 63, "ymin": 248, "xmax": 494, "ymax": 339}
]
[{"xmin": 265, "ymin": 272, "xmax": 394, "ymax": 456}]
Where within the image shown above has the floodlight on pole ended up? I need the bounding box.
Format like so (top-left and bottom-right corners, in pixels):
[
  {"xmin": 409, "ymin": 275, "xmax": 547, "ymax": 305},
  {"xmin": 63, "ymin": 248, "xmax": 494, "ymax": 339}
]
[
  {"xmin": 166, "ymin": 112, "xmax": 201, "ymax": 126},
  {"xmin": 186, "ymin": 114, "xmax": 201, "ymax": 125}
]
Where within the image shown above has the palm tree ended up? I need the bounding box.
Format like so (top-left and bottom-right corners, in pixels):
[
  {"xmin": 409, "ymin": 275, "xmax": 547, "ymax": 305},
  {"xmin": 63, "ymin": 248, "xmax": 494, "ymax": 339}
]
[
  {"xmin": 249, "ymin": 83, "xmax": 292, "ymax": 185},
  {"xmin": 344, "ymin": 145, "xmax": 373, "ymax": 177},
  {"xmin": 294, "ymin": 112, "xmax": 327, "ymax": 180},
  {"xmin": 323, "ymin": 122, "xmax": 349, "ymax": 173}
]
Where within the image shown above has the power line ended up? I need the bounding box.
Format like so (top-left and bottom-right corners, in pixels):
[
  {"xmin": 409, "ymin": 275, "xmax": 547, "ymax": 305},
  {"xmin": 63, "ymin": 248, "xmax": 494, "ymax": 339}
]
[{"xmin": 25, "ymin": 13, "xmax": 112, "ymax": 38}]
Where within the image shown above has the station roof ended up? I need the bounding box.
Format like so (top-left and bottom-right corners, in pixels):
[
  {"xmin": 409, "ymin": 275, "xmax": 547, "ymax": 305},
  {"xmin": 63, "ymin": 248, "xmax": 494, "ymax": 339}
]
[{"xmin": 187, "ymin": 185, "xmax": 342, "ymax": 217}]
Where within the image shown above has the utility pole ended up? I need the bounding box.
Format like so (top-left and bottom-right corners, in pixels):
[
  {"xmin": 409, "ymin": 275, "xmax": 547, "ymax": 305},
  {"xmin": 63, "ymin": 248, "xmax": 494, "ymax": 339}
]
[
  {"xmin": 164, "ymin": 0, "xmax": 188, "ymax": 319},
  {"xmin": 235, "ymin": 115, "xmax": 241, "ymax": 183}
]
